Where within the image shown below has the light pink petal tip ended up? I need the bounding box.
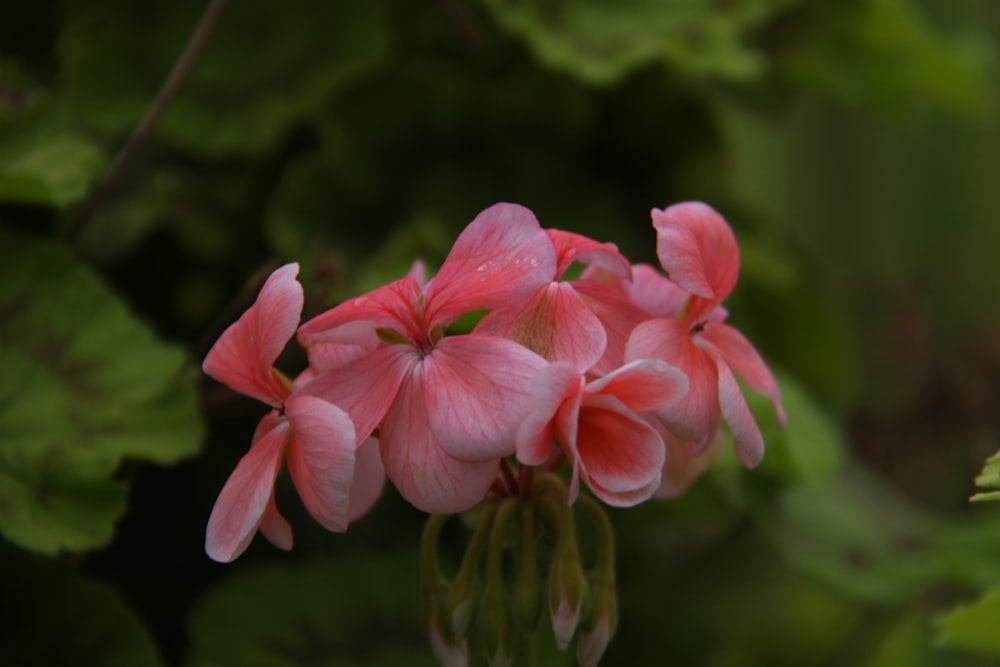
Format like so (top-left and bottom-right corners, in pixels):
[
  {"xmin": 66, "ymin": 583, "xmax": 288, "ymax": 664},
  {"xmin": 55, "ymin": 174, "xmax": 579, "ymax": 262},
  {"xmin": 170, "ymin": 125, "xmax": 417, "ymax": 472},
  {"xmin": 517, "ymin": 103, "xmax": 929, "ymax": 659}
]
[
  {"xmin": 203, "ymin": 263, "xmax": 303, "ymax": 406},
  {"xmin": 652, "ymin": 202, "xmax": 739, "ymax": 305},
  {"xmin": 205, "ymin": 421, "xmax": 289, "ymax": 562}
]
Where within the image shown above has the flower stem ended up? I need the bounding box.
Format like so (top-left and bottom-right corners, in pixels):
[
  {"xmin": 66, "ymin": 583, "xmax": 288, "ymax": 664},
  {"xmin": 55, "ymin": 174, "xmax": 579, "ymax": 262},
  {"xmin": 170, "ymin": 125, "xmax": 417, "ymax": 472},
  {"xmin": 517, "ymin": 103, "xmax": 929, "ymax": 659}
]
[
  {"xmin": 64, "ymin": 0, "xmax": 231, "ymax": 244},
  {"xmin": 499, "ymin": 457, "xmax": 519, "ymax": 495}
]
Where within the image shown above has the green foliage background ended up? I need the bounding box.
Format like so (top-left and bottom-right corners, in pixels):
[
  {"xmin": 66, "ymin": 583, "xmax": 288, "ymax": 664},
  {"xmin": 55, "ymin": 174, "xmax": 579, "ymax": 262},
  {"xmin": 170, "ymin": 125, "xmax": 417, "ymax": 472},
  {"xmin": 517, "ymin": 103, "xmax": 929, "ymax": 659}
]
[{"xmin": 2, "ymin": 0, "xmax": 1000, "ymax": 664}]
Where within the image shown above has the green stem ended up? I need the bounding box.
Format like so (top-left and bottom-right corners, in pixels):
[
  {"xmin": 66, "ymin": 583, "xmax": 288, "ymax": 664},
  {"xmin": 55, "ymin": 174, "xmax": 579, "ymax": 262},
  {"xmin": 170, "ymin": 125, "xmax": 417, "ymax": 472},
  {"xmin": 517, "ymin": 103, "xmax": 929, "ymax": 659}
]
[
  {"xmin": 452, "ymin": 502, "xmax": 499, "ymax": 588},
  {"xmin": 485, "ymin": 497, "xmax": 520, "ymax": 590},
  {"xmin": 64, "ymin": 0, "xmax": 231, "ymax": 244},
  {"xmin": 576, "ymin": 494, "xmax": 615, "ymax": 577},
  {"xmin": 420, "ymin": 513, "xmax": 448, "ymax": 584}
]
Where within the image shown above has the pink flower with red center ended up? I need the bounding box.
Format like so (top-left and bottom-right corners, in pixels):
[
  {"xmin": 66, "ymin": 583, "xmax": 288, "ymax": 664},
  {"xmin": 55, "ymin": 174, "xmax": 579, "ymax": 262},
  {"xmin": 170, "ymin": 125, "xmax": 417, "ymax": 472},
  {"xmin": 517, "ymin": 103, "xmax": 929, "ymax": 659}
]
[
  {"xmin": 516, "ymin": 359, "xmax": 688, "ymax": 506},
  {"xmin": 298, "ymin": 203, "xmax": 556, "ymax": 514},
  {"xmin": 626, "ymin": 202, "xmax": 786, "ymax": 468},
  {"xmin": 202, "ymin": 263, "xmax": 384, "ymax": 562}
]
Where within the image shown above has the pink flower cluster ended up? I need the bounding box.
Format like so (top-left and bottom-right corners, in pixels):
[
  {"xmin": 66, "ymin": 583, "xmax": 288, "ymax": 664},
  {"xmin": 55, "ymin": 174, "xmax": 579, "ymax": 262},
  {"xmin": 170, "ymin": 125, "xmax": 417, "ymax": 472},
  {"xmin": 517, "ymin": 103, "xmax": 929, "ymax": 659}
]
[{"xmin": 202, "ymin": 202, "xmax": 786, "ymax": 562}]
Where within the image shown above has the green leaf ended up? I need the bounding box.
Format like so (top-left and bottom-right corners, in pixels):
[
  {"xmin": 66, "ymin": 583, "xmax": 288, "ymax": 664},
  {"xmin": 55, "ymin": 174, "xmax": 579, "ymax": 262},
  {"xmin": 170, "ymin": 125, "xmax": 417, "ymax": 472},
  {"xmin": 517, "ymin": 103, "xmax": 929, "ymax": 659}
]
[
  {"xmin": 60, "ymin": 0, "xmax": 393, "ymax": 156},
  {"xmin": 0, "ymin": 229, "xmax": 202, "ymax": 554},
  {"xmin": 0, "ymin": 130, "xmax": 104, "ymax": 208},
  {"xmin": 759, "ymin": 464, "xmax": 939, "ymax": 603},
  {"xmin": 937, "ymin": 587, "xmax": 1000, "ymax": 657},
  {"xmin": 752, "ymin": 371, "xmax": 845, "ymax": 486},
  {"xmin": 783, "ymin": 0, "xmax": 993, "ymax": 115},
  {"xmin": 0, "ymin": 545, "xmax": 163, "ymax": 667},
  {"xmin": 478, "ymin": 0, "xmax": 793, "ymax": 85},
  {"xmin": 970, "ymin": 450, "xmax": 1000, "ymax": 502},
  {"xmin": 187, "ymin": 552, "xmax": 439, "ymax": 667}
]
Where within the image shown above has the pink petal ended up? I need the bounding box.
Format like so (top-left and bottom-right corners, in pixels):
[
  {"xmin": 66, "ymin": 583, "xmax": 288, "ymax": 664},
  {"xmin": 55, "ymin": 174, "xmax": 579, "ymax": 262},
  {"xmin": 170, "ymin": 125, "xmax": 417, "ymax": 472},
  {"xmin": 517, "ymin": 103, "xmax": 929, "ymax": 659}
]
[
  {"xmin": 571, "ymin": 280, "xmax": 652, "ymax": 376},
  {"xmin": 623, "ymin": 263, "xmax": 689, "ymax": 318},
  {"xmin": 203, "ymin": 263, "xmax": 302, "ymax": 407},
  {"xmin": 475, "ymin": 282, "xmax": 606, "ymax": 372},
  {"xmin": 298, "ymin": 277, "xmax": 424, "ymax": 347},
  {"xmin": 646, "ymin": 415, "xmax": 723, "ymax": 500},
  {"xmin": 713, "ymin": 351, "xmax": 765, "ymax": 468},
  {"xmin": 422, "ymin": 335, "xmax": 549, "ymax": 462},
  {"xmin": 284, "ymin": 395, "xmax": 358, "ymax": 533},
  {"xmin": 302, "ymin": 344, "xmax": 416, "ymax": 443},
  {"xmin": 547, "ymin": 228, "xmax": 632, "ymax": 281},
  {"xmin": 652, "ymin": 202, "xmax": 739, "ymax": 305},
  {"xmin": 424, "ymin": 203, "xmax": 557, "ymax": 325},
  {"xmin": 258, "ymin": 495, "xmax": 293, "ymax": 551},
  {"xmin": 380, "ymin": 367, "xmax": 500, "ymax": 514},
  {"xmin": 407, "ymin": 259, "xmax": 429, "ymax": 289},
  {"xmin": 586, "ymin": 359, "xmax": 688, "ymax": 413},
  {"xmin": 626, "ymin": 318, "xmax": 720, "ymax": 443},
  {"xmin": 304, "ymin": 319, "xmax": 381, "ymax": 374},
  {"xmin": 516, "ymin": 362, "xmax": 583, "ymax": 466},
  {"xmin": 700, "ymin": 322, "xmax": 786, "ymax": 428},
  {"xmin": 574, "ymin": 394, "xmax": 665, "ymax": 507},
  {"xmin": 205, "ymin": 418, "xmax": 289, "ymax": 562},
  {"xmin": 348, "ymin": 436, "xmax": 386, "ymax": 522}
]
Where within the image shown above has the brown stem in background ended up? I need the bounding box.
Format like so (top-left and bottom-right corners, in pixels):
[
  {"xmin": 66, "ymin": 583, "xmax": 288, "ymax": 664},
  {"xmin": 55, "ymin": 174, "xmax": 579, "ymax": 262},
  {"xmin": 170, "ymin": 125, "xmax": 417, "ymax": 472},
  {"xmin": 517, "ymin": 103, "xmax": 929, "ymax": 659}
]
[{"xmin": 63, "ymin": 0, "xmax": 231, "ymax": 244}]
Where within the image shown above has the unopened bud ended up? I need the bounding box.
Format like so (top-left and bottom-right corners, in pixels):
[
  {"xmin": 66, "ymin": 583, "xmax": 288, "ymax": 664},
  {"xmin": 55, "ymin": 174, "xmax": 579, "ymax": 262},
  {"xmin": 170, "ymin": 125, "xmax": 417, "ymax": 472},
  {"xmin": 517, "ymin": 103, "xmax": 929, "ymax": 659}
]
[
  {"xmin": 446, "ymin": 574, "xmax": 479, "ymax": 639},
  {"xmin": 429, "ymin": 610, "xmax": 469, "ymax": 667},
  {"xmin": 547, "ymin": 545, "xmax": 587, "ymax": 650},
  {"xmin": 576, "ymin": 570, "xmax": 617, "ymax": 667},
  {"xmin": 481, "ymin": 588, "xmax": 512, "ymax": 667}
]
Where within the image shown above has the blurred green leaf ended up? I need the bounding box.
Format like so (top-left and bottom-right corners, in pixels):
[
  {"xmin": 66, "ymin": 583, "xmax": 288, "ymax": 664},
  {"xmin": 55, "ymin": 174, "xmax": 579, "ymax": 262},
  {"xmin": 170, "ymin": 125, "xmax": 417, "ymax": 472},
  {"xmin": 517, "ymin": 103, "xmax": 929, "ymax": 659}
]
[
  {"xmin": 187, "ymin": 552, "xmax": 439, "ymax": 667},
  {"xmin": 478, "ymin": 0, "xmax": 792, "ymax": 85},
  {"xmin": 783, "ymin": 0, "xmax": 994, "ymax": 115},
  {"xmin": 753, "ymin": 371, "xmax": 846, "ymax": 486},
  {"xmin": 970, "ymin": 450, "xmax": 1000, "ymax": 502},
  {"xmin": 937, "ymin": 587, "xmax": 1000, "ymax": 657},
  {"xmin": 759, "ymin": 464, "xmax": 938, "ymax": 603},
  {"xmin": 60, "ymin": 0, "xmax": 393, "ymax": 156},
  {"xmin": 0, "ymin": 130, "xmax": 103, "ymax": 207},
  {"xmin": 0, "ymin": 229, "xmax": 202, "ymax": 554},
  {"xmin": 0, "ymin": 545, "xmax": 163, "ymax": 667}
]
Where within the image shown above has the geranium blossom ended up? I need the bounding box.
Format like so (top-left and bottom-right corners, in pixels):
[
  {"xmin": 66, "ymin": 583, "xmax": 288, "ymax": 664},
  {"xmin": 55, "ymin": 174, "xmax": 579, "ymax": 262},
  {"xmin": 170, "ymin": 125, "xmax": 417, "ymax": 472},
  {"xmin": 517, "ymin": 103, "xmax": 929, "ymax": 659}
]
[
  {"xmin": 626, "ymin": 202, "xmax": 786, "ymax": 468},
  {"xmin": 202, "ymin": 263, "xmax": 382, "ymax": 562},
  {"xmin": 517, "ymin": 359, "xmax": 689, "ymax": 506},
  {"xmin": 298, "ymin": 203, "xmax": 555, "ymax": 513}
]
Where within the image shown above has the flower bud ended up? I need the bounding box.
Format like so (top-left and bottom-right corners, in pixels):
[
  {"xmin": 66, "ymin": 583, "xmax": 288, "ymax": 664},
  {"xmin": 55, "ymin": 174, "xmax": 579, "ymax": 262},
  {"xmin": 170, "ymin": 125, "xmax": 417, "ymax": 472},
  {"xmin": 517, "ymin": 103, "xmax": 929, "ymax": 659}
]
[
  {"xmin": 429, "ymin": 610, "xmax": 469, "ymax": 667},
  {"xmin": 547, "ymin": 544, "xmax": 587, "ymax": 650},
  {"xmin": 481, "ymin": 587, "xmax": 512, "ymax": 667},
  {"xmin": 576, "ymin": 570, "xmax": 617, "ymax": 667},
  {"xmin": 446, "ymin": 572, "xmax": 479, "ymax": 640}
]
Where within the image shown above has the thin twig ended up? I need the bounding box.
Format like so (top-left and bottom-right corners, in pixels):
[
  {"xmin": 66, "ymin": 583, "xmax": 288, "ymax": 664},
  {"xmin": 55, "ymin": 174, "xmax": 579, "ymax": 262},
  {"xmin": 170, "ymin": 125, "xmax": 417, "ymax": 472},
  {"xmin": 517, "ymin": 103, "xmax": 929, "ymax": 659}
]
[{"xmin": 64, "ymin": 0, "xmax": 231, "ymax": 244}]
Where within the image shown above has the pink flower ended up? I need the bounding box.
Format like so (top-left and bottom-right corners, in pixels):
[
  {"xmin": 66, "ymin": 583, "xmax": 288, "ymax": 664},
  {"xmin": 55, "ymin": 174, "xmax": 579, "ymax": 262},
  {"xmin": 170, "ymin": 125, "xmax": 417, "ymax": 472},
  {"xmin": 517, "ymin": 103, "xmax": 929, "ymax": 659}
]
[
  {"xmin": 475, "ymin": 228, "xmax": 646, "ymax": 374},
  {"xmin": 298, "ymin": 204, "xmax": 555, "ymax": 514},
  {"xmin": 202, "ymin": 264, "xmax": 383, "ymax": 562},
  {"xmin": 626, "ymin": 202, "xmax": 786, "ymax": 468},
  {"xmin": 516, "ymin": 360, "xmax": 688, "ymax": 506}
]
